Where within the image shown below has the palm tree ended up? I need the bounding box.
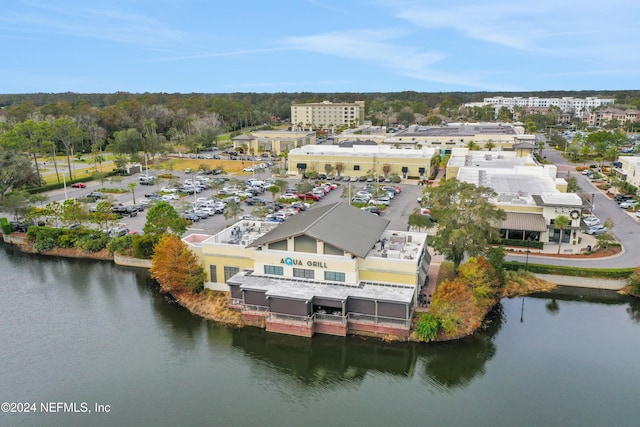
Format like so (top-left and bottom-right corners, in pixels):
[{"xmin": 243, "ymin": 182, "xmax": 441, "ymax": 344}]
[
  {"xmin": 555, "ymin": 215, "xmax": 570, "ymax": 254},
  {"xmin": 484, "ymin": 140, "xmax": 496, "ymax": 151}
]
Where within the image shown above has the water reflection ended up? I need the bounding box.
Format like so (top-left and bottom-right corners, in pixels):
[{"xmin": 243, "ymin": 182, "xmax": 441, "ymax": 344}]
[
  {"xmin": 230, "ymin": 327, "xmax": 417, "ymax": 387},
  {"xmin": 627, "ymin": 297, "xmax": 640, "ymax": 323},
  {"xmin": 227, "ymin": 306, "xmax": 506, "ymax": 393},
  {"xmin": 419, "ymin": 304, "xmax": 503, "ymax": 391}
]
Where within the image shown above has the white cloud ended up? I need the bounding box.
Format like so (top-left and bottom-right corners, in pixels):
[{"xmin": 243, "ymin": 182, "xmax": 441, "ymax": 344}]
[{"xmin": 279, "ymin": 29, "xmax": 509, "ymax": 89}]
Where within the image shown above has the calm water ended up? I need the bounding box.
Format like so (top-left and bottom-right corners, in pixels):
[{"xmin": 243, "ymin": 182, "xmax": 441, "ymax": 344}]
[{"xmin": 1, "ymin": 244, "xmax": 640, "ymax": 427}]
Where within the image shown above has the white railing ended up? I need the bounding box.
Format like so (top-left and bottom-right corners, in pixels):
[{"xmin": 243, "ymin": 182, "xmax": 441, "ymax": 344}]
[
  {"xmin": 242, "ymin": 304, "xmax": 269, "ymax": 312},
  {"xmin": 315, "ymin": 312, "xmax": 347, "ymax": 324},
  {"xmin": 348, "ymin": 313, "xmax": 411, "ymax": 328},
  {"xmin": 267, "ymin": 312, "xmax": 314, "ymax": 325}
]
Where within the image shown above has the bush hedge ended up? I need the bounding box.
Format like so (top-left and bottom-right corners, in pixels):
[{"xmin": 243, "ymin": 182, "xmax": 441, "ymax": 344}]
[
  {"xmin": 505, "ymin": 261, "xmax": 633, "ymax": 278},
  {"xmin": 27, "ymin": 226, "xmax": 110, "ymax": 253},
  {"xmin": 493, "ymin": 239, "xmax": 545, "ymax": 249}
]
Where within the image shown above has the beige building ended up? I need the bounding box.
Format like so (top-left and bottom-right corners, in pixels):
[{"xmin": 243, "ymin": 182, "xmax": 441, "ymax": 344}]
[
  {"xmin": 232, "ymin": 130, "xmax": 316, "ymax": 155},
  {"xmin": 291, "ymin": 100, "xmax": 365, "ymax": 128},
  {"xmin": 287, "ymin": 144, "xmax": 439, "ymax": 179},
  {"xmin": 383, "ymin": 122, "xmax": 536, "ymax": 151},
  {"xmin": 615, "ymin": 156, "xmax": 640, "ymax": 189},
  {"xmin": 183, "ymin": 202, "xmax": 430, "ymax": 338},
  {"xmin": 449, "ymin": 148, "xmax": 589, "ymax": 248},
  {"xmin": 588, "ymin": 108, "xmax": 639, "ymax": 127}
]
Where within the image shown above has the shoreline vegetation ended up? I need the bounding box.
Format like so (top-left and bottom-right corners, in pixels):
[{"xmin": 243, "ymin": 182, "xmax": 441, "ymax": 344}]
[{"xmin": 3, "ymin": 236, "xmax": 636, "ymax": 342}]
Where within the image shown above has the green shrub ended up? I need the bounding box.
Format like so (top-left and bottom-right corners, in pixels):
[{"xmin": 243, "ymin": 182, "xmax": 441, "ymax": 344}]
[
  {"xmin": 504, "ymin": 261, "xmax": 633, "ymax": 278},
  {"xmin": 1, "ymin": 217, "xmax": 12, "ymax": 234},
  {"xmin": 108, "ymin": 234, "xmax": 133, "ymax": 255},
  {"xmin": 75, "ymin": 233, "xmax": 109, "ymax": 252},
  {"xmin": 57, "ymin": 234, "xmax": 75, "ymax": 248},
  {"xmin": 629, "ymin": 267, "xmax": 640, "ymax": 295},
  {"xmin": 492, "ymin": 239, "xmax": 544, "ymax": 249},
  {"xmin": 415, "ymin": 313, "xmax": 440, "ymax": 341},
  {"xmin": 31, "ymin": 227, "xmax": 64, "ymax": 252},
  {"xmin": 132, "ymin": 234, "xmax": 159, "ymax": 259}
]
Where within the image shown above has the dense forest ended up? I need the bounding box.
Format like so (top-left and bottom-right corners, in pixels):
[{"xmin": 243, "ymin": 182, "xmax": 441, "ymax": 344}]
[{"xmin": 2, "ymin": 90, "xmax": 639, "ymax": 129}]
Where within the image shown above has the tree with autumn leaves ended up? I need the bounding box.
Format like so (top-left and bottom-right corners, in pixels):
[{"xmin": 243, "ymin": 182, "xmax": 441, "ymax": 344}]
[
  {"xmin": 150, "ymin": 234, "xmax": 205, "ymax": 293},
  {"xmin": 416, "ymin": 256, "xmax": 504, "ymax": 341}
]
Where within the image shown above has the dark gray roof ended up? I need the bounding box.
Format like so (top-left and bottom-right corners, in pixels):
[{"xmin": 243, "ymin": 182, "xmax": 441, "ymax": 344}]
[
  {"xmin": 248, "ymin": 202, "xmax": 390, "ymax": 258},
  {"xmin": 338, "ymin": 140, "xmax": 378, "ymax": 147}
]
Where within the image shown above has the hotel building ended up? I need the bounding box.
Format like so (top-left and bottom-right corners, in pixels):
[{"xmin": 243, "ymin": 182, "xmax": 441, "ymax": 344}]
[{"xmin": 291, "ymin": 100, "xmax": 366, "ymax": 128}]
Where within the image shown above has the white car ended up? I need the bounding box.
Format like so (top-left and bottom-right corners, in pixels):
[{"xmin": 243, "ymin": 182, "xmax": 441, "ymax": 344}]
[
  {"xmin": 243, "ymin": 167, "xmax": 254, "ymax": 172},
  {"xmin": 162, "ymin": 194, "xmax": 179, "ymax": 201},
  {"xmin": 583, "ymin": 217, "xmax": 600, "ymax": 227},
  {"xmin": 620, "ymin": 200, "xmax": 638, "ymax": 209}
]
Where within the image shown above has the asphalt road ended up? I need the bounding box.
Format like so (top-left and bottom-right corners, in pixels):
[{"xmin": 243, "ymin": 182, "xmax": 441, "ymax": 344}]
[{"xmin": 506, "ymin": 147, "xmax": 640, "ymax": 268}]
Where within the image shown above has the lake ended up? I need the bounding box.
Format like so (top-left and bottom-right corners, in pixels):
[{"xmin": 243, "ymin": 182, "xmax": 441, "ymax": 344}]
[{"xmin": 1, "ymin": 244, "xmax": 639, "ymax": 427}]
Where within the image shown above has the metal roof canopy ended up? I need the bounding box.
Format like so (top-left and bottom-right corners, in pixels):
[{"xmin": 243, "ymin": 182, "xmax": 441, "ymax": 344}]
[{"xmin": 248, "ymin": 202, "xmax": 390, "ymax": 259}]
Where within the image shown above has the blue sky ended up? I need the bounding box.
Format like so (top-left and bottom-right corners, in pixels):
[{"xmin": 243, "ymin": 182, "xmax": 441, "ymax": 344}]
[{"xmin": 2, "ymin": 0, "xmax": 639, "ymax": 94}]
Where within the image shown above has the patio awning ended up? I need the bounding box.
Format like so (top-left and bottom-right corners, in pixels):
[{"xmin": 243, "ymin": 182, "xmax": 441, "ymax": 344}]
[{"xmin": 501, "ymin": 212, "xmax": 547, "ymax": 231}]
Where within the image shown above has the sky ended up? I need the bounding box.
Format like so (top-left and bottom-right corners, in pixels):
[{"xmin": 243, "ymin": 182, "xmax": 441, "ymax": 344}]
[{"xmin": 2, "ymin": 0, "xmax": 639, "ymax": 94}]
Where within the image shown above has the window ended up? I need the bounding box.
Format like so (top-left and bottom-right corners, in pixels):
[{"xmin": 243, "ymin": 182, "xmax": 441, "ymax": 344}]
[
  {"xmin": 264, "ymin": 265, "xmax": 283, "ymax": 276},
  {"xmin": 324, "ymin": 271, "xmax": 345, "ymax": 282},
  {"xmin": 353, "ymin": 165, "xmax": 360, "ymax": 171},
  {"xmin": 209, "ymin": 265, "xmax": 217, "ymax": 282},
  {"xmin": 293, "ymin": 268, "xmax": 314, "ymax": 279},
  {"xmin": 224, "ymin": 266, "xmax": 239, "ymax": 281}
]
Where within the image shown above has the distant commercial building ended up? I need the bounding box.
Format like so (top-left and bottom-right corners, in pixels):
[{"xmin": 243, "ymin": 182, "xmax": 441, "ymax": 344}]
[
  {"xmin": 291, "ymin": 100, "xmax": 365, "ymax": 129},
  {"xmin": 183, "ymin": 202, "xmax": 430, "ymax": 338},
  {"xmin": 232, "ymin": 130, "xmax": 316, "ymax": 154},
  {"xmin": 383, "ymin": 122, "xmax": 536, "ymax": 152},
  {"xmin": 287, "ymin": 144, "xmax": 438, "ymax": 180},
  {"xmin": 464, "ymin": 96, "xmax": 614, "ymax": 119}
]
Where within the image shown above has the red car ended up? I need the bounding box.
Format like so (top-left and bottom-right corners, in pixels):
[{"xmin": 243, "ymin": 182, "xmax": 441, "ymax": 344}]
[
  {"xmin": 71, "ymin": 182, "xmax": 86, "ymax": 188},
  {"xmin": 298, "ymin": 193, "xmax": 320, "ymax": 201}
]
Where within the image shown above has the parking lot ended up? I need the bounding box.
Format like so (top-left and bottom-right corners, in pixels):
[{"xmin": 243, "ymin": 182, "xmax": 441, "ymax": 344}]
[{"xmin": 9, "ymin": 167, "xmax": 426, "ymax": 237}]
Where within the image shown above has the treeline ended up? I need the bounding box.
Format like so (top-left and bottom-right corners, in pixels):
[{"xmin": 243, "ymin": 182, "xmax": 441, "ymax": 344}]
[{"xmin": 3, "ymin": 90, "xmax": 639, "ymax": 126}]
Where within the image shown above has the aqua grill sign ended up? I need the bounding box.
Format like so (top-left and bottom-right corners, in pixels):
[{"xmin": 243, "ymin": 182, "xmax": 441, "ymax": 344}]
[{"xmin": 280, "ymin": 257, "xmax": 328, "ymax": 268}]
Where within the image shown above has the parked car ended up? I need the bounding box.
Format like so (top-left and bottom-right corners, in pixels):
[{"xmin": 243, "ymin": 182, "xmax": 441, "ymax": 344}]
[
  {"xmin": 369, "ymin": 197, "xmax": 391, "ymax": 206},
  {"xmin": 615, "ymin": 194, "xmax": 633, "ymax": 203},
  {"xmin": 584, "ymin": 225, "xmax": 608, "ymax": 235},
  {"xmin": 112, "ymin": 204, "xmax": 138, "ymax": 218},
  {"xmin": 298, "ymin": 193, "xmax": 320, "ymax": 201},
  {"xmin": 182, "ymin": 212, "xmax": 201, "ymax": 222},
  {"xmin": 162, "ymin": 194, "xmax": 179, "ymax": 201},
  {"xmin": 619, "ymin": 200, "xmax": 638, "ymax": 209},
  {"xmin": 246, "ymin": 197, "xmax": 267, "ymax": 205},
  {"xmin": 71, "ymin": 182, "xmax": 86, "ymax": 188},
  {"xmin": 351, "ymin": 197, "xmax": 370, "ymax": 204},
  {"xmin": 583, "ymin": 216, "xmax": 600, "ymax": 227},
  {"xmin": 86, "ymin": 191, "xmax": 104, "ymax": 201},
  {"xmin": 361, "ymin": 206, "xmax": 382, "ymax": 215}
]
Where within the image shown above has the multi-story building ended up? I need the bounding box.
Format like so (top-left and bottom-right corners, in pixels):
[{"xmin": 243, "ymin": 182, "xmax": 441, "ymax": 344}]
[
  {"xmin": 291, "ymin": 100, "xmax": 365, "ymax": 129},
  {"xmin": 587, "ymin": 108, "xmax": 639, "ymax": 127},
  {"xmin": 183, "ymin": 202, "xmax": 430, "ymax": 338},
  {"xmin": 465, "ymin": 96, "xmax": 615, "ymax": 119}
]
